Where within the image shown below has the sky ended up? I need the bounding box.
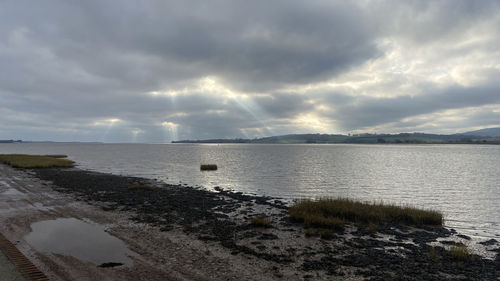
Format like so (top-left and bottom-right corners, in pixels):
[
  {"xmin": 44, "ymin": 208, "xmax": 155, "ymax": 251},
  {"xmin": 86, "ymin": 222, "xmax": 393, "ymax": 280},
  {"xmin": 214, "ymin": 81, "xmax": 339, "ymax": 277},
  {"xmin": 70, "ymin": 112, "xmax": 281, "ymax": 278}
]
[{"xmin": 1, "ymin": 0, "xmax": 499, "ymax": 143}]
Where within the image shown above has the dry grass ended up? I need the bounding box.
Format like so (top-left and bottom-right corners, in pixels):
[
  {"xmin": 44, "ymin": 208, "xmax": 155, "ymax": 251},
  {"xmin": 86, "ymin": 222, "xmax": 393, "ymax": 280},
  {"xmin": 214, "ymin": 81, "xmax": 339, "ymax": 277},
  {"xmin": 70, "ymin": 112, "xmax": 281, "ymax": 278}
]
[
  {"xmin": 428, "ymin": 247, "xmax": 441, "ymax": 262},
  {"xmin": 450, "ymin": 244, "xmax": 469, "ymax": 261},
  {"xmin": 368, "ymin": 222, "xmax": 378, "ymax": 233},
  {"xmin": 200, "ymin": 164, "xmax": 218, "ymax": 171},
  {"xmin": 250, "ymin": 216, "xmax": 271, "ymax": 228},
  {"xmin": 128, "ymin": 184, "xmax": 157, "ymax": 190},
  {"xmin": 319, "ymin": 229, "xmax": 334, "ymax": 239},
  {"xmin": 289, "ymin": 198, "xmax": 443, "ymax": 230},
  {"xmin": 304, "ymin": 228, "xmax": 317, "ymax": 237},
  {"xmin": 0, "ymin": 154, "xmax": 74, "ymax": 168},
  {"xmin": 304, "ymin": 228, "xmax": 334, "ymax": 239},
  {"xmin": 43, "ymin": 154, "xmax": 68, "ymax": 158}
]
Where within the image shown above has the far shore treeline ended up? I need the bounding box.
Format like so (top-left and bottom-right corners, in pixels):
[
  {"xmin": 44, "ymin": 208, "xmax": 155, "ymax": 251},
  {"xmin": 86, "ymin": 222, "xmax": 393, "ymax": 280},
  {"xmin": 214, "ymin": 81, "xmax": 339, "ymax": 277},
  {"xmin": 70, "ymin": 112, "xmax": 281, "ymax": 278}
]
[
  {"xmin": 3, "ymin": 128, "xmax": 500, "ymax": 145},
  {"xmin": 0, "ymin": 139, "xmax": 22, "ymax": 143},
  {"xmin": 172, "ymin": 132, "xmax": 500, "ymax": 144}
]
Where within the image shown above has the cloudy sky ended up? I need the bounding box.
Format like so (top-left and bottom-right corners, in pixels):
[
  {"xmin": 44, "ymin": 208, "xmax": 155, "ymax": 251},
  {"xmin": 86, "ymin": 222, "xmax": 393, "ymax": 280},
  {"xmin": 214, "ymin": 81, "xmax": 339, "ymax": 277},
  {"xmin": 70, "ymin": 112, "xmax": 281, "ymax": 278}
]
[{"xmin": 1, "ymin": 0, "xmax": 499, "ymax": 142}]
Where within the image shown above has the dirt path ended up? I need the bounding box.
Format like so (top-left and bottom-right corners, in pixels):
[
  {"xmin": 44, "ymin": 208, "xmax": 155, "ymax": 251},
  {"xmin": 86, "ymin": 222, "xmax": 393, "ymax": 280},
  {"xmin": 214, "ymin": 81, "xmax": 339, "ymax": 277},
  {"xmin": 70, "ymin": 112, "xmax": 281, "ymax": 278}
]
[{"xmin": 0, "ymin": 164, "xmax": 292, "ymax": 281}]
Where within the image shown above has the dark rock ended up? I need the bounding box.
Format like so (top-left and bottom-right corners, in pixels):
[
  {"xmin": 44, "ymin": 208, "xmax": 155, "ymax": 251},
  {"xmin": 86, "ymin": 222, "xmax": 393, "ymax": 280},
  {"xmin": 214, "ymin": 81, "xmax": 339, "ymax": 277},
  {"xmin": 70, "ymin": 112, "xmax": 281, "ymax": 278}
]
[
  {"xmin": 256, "ymin": 245, "xmax": 266, "ymax": 251},
  {"xmin": 479, "ymin": 239, "xmax": 498, "ymax": 246},
  {"xmin": 456, "ymin": 234, "xmax": 471, "ymax": 240},
  {"xmin": 30, "ymin": 168, "xmax": 500, "ymax": 280},
  {"xmin": 98, "ymin": 262, "xmax": 123, "ymax": 268}
]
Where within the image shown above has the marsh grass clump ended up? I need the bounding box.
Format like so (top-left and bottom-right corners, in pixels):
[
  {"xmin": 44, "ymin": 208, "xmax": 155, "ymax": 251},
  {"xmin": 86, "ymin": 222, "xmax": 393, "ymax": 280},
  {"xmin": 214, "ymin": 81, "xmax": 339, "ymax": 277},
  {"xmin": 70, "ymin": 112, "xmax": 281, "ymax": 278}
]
[
  {"xmin": 0, "ymin": 154, "xmax": 74, "ymax": 168},
  {"xmin": 304, "ymin": 228, "xmax": 317, "ymax": 237},
  {"xmin": 43, "ymin": 154, "xmax": 68, "ymax": 158},
  {"xmin": 289, "ymin": 198, "xmax": 443, "ymax": 230},
  {"xmin": 200, "ymin": 164, "xmax": 218, "ymax": 171},
  {"xmin": 128, "ymin": 184, "xmax": 157, "ymax": 190},
  {"xmin": 450, "ymin": 244, "xmax": 469, "ymax": 261},
  {"xmin": 304, "ymin": 228, "xmax": 334, "ymax": 239},
  {"xmin": 319, "ymin": 229, "xmax": 334, "ymax": 239},
  {"xmin": 250, "ymin": 216, "xmax": 271, "ymax": 228},
  {"xmin": 428, "ymin": 247, "xmax": 441, "ymax": 262},
  {"xmin": 367, "ymin": 222, "xmax": 378, "ymax": 234}
]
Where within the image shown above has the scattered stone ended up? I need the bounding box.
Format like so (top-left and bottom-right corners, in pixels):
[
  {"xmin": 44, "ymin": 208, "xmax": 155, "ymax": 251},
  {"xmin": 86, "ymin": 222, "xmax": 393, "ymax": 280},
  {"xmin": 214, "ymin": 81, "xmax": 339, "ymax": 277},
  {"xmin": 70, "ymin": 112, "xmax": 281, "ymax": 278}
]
[
  {"xmin": 479, "ymin": 239, "xmax": 498, "ymax": 246},
  {"xmin": 98, "ymin": 262, "xmax": 123, "ymax": 268},
  {"xmin": 30, "ymin": 167, "xmax": 500, "ymax": 280},
  {"xmin": 456, "ymin": 234, "xmax": 471, "ymax": 240}
]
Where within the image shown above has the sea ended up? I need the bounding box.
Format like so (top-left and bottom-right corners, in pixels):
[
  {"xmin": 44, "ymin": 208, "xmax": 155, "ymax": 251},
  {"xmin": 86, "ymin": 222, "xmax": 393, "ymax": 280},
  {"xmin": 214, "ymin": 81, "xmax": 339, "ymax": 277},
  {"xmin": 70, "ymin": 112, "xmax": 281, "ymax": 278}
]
[{"xmin": 1, "ymin": 143, "xmax": 499, "ymax": 239}]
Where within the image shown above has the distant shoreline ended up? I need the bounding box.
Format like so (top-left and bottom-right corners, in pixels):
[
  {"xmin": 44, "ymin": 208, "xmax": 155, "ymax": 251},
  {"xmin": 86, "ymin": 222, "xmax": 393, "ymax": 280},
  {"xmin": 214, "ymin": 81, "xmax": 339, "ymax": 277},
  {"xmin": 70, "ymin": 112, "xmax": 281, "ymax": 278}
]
[
  {"xmin": 172, "ymin": 140, "xmax": 500, "ymax": 145},
  {"xmin": 171, "ymin": 132, "xmax": 500, "ymax": 145}
]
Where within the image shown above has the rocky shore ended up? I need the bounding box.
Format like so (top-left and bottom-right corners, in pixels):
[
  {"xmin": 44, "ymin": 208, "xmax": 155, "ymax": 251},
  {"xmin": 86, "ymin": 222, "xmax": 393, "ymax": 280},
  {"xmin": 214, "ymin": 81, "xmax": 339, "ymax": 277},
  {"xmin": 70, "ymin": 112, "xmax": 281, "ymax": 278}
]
[{"xmin": 28, "ymin": 167, "xmax": 499, "ymax": 280}]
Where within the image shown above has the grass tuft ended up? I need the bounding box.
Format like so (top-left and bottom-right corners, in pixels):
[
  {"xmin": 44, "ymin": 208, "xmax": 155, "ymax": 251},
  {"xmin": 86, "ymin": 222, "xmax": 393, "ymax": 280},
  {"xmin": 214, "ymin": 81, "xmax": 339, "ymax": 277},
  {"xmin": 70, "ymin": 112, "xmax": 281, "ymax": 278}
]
[
  {"xmin": 319, "ymin": 229, "xmax": 334, "ymax": 239},
  {"xmin": 250, "ymin": 216, "xmax": 271, "ymax": 228},
  {"xmin": 367, "ymin": 222, "xmax": 378, "ymax": 234},
  {"xmin": 200, "ymin": 164, "xmax": 218, "ymax": 171},
  {"xmin": 289, "ymin": 198, "xmax": 442, "ymax": 230},
  {"xmin": 0, "ymin": 154, "xmax": 74, "ymax": 168},
  {"xmin": 304, "ymin": 228, "xmax": 317, "ymax": 237},
  {"xmin": 428, "ymin": 247, "xmax": 441, "ymax": 262},
  {"xmin": 450, "ymin": 244, "xmax": 469, "ymax": 261},
  {"xmin": 128, "ymin": 184, "xmax": 157, "ymax": 190},
  {"xmin": 43, "ymin": 154, "xmax": 68, "ymax": 158}
]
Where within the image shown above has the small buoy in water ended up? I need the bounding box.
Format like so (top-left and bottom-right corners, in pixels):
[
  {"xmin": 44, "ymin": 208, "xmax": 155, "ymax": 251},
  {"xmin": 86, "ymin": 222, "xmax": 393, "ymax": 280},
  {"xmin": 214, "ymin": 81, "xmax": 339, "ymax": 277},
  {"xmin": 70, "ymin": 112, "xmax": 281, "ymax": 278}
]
[{"xmin": 200, "ymin": 164, "xmax": 217, "ymax": 171}]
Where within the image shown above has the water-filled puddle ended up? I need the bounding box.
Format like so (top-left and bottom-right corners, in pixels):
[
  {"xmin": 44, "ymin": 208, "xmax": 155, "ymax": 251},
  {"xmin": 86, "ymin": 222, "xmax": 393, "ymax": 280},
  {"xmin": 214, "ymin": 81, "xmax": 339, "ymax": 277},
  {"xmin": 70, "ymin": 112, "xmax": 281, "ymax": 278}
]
[{"xmin": 25, "ymin": 218, "xmax": 133, "ymax": 267}]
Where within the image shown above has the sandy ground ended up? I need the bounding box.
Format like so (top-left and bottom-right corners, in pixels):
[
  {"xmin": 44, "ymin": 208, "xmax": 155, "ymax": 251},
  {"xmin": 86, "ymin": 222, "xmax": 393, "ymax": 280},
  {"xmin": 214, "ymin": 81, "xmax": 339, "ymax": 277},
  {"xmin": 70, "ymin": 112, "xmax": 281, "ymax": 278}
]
[{"xmin": 0, "ymin": 163, "xmax": 322, "ymax": 281}]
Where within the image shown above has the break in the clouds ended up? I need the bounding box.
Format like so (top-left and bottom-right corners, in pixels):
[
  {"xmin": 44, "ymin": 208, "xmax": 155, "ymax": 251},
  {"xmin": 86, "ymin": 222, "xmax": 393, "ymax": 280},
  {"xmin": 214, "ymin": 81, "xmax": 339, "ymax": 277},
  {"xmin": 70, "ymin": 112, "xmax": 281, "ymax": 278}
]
[{"xmin": 1, "ymin": 0, "xmax": 499, "ymax": 142}]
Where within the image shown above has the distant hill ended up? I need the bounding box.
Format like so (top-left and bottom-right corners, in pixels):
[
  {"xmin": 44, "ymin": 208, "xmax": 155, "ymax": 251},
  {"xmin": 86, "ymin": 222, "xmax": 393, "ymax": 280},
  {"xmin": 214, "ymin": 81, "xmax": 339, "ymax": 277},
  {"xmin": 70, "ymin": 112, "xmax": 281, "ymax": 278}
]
[
  {"xmin": 0, "ymin": 140, "xmax": 22, "ymax": 143},
  {"xmin": 173, "ymin": 132, "xmax": 499, "ymax": 144},
  {"xmin": 462, "ymin": 127, "xmax": 500, "ymax": 137}
]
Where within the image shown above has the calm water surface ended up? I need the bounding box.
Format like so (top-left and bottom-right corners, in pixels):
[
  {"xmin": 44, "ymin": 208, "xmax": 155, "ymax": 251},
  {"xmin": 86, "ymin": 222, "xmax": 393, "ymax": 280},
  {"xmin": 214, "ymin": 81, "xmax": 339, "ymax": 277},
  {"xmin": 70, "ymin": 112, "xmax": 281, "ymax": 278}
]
[{"xmin": 1, "ymin": 143, "xmax": 499, "ymax": 239}]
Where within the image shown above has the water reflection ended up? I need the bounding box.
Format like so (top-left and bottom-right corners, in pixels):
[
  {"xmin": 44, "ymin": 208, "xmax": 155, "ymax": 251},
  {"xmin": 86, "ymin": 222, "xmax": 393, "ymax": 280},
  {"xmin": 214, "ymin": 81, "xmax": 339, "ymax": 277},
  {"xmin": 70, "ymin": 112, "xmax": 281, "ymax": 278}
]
[
  {"xmin": 2, "ymin": 143, "xmax": 499, "ymax": 238},
  {"xmin": 25, "ymin": 218, "xmax": 133, "ymax": 266}
]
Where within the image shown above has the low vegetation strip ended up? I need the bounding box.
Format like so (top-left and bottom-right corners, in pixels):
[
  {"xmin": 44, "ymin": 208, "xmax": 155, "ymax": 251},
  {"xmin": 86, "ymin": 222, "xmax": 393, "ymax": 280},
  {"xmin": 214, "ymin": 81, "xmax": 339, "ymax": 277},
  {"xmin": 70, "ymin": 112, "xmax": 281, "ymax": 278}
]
[
  {"xmin": 0, "ymin": 154, "xmax": 74, "ymax": 168},
  {"xmin": 289, "ymin": 198, "xmax": 443, "ymax": 229}
]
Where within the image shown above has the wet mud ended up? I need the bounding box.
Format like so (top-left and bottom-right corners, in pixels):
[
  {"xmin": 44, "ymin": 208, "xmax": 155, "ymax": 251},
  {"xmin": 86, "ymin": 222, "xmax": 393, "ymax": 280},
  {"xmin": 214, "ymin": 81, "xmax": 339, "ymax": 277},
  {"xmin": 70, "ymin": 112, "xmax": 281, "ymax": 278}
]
[{"xmin": 32, "ymin": 167, "xmax": 500, "ymax": 280}]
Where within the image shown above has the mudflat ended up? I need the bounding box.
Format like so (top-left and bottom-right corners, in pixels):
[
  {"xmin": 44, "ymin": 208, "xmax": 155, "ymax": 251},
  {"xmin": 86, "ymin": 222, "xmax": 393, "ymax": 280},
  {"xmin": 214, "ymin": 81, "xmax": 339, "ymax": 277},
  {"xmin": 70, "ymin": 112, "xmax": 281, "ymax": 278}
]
[{"xmin": 0, "ymin": 163, "xmax": 499, "ymax": 280}]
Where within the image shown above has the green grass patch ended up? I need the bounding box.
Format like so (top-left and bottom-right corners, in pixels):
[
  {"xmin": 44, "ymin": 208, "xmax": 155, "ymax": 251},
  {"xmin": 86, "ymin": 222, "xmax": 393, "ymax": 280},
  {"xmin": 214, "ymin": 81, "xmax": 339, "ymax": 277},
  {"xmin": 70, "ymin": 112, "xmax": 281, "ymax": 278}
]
[
  {"xmin": 42, "ymin": 154, "xmax": 68, "ymax": 158},
  {"xmin": 450, "ymin": 244, "xmax": 469, "ymax": 261},
  {"xmin": 289, "ymin": 198, "xmax": 443, "ymax": 230},
  {"xmin": 128, "ymin": 184, "xmax": 157, "ymax": 190},
  {"xmin": 0, "ymin": 154, "xmax": 74, "ymax": 168},
  {"xmin": 319, "ymin": 229, "xmax": 334, "ymax": 239},
  {"xmin": 200, "ymin": 164, "xmax": 218, "ymax": 171},
  {"xmin": 250, "ymin": 216, "xmax": 271, "ymax": 228}
]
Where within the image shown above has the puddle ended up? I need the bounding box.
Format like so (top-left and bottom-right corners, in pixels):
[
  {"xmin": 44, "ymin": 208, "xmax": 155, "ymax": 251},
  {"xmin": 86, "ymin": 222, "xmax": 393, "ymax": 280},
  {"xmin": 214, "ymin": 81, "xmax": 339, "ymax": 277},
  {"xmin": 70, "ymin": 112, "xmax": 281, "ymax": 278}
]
[{"xmin": 25, "ymin": 218, "xmax": 134, "ymax": 266}]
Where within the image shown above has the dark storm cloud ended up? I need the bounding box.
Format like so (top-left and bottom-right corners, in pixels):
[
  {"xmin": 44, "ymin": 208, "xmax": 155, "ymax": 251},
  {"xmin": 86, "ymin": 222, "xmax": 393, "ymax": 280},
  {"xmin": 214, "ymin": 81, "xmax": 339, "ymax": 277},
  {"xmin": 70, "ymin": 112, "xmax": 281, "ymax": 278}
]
[
  {"xmin": 320, "ymin": 83, "xmax": 500, "ymax": 130},
  {"xmin": 1, "ymin": 0, "xmax": 500, "ymax": 141},
  {"xmin": 0, "ymin": 0, "xmax": 379, "ymax": 92}
]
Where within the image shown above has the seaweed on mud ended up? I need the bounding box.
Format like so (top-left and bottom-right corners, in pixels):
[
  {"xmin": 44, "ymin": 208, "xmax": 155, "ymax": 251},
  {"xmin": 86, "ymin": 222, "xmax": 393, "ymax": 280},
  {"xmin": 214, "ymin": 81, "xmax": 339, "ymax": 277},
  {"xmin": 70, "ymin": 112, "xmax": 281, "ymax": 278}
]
[{"xmin": 31, "ymin": 168, "xmax": 500, "ymax": 280}]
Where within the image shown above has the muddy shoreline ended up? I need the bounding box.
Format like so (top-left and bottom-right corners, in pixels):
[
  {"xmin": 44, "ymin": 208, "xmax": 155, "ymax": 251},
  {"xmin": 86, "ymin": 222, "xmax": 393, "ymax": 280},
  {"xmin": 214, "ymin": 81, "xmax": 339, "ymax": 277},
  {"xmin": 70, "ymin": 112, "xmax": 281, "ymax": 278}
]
[{"xmin": 22, "ymin": 167, "xmax": 498, "ymax": 280}]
